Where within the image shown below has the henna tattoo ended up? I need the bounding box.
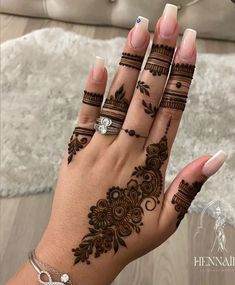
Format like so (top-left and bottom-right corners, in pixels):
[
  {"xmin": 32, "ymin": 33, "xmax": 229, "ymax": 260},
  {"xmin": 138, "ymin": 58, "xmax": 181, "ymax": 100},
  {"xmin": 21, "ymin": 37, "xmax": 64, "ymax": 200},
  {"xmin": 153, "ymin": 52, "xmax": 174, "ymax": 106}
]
[
  {"xmin": 142, "ymin": 100, "xmax": 157, "ymax": 118},
  {"xmin": 72, "ymin": 120, "xmax": 171, "ymax": 264},
  {"xmin": 102, "ymin": 84, "xmax": 129, "ymax": 114},
  {"xmin": 99, "ymin": 110, "xmax": 126, "ymax": 123},
  {"xmin": 144, "ymin": 44, "xmax": 175, "ymax": 76},
  {"xmin": 68, "ymin": 127, "xmax": 95, "ymax": 164},
  {"xmin": 121, "ymin": 128, "xmax": 147, "ymax": 138},
  {"xmin": 160, "ymin": 63, "xmax": 195, "ymax": 111},
  {"xmin": 119, "ymin": 52, "xmax": 144, "ymax": 71},
  {"xmin": 171, "ymin": 179, "xmax": 204, "ymax": 228},
  {"xmin": 136, "ymin": 81, "xmax": 150, "ymax": 96},
  {"xmin": 82, "ymin": 90, "xmax": 103, "ymax": 107}
]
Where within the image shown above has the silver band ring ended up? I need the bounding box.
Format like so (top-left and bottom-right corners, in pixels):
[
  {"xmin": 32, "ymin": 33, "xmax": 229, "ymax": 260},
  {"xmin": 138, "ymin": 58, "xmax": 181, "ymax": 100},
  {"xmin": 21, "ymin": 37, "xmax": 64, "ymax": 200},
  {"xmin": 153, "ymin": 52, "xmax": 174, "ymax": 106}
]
[{"xmin": 95, "ymin": 117, "xmax": 122, "ymax": 135}]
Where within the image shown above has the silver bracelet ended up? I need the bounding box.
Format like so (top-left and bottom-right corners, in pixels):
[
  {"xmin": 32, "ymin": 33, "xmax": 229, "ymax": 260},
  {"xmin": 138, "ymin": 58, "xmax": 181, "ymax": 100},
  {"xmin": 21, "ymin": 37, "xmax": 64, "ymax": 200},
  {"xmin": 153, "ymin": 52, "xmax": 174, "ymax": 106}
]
[{"xmin": 28, "ymin": 250, "xmax": 73, "ymax": 285}]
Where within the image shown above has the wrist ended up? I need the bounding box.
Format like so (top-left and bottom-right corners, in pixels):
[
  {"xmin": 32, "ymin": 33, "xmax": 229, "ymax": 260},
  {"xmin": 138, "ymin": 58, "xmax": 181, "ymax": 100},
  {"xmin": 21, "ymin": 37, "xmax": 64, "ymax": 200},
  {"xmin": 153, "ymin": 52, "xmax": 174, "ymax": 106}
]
[{"xmin": 36, "ymin": 228, "xmax": 124, "ymax": 285}]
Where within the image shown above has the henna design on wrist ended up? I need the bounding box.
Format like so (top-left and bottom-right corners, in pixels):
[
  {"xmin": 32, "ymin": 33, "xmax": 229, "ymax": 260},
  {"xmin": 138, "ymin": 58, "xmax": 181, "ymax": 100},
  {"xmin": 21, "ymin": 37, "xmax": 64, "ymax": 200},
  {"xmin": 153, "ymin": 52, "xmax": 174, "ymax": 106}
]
[
  {"xmin": 171, "ymin": 179, "xmax": 205, "ymax": 228},
  {"xmin": 142, "ymin": 100, "xmax": 157, "ymax": 118},
  {"xmin": 160, "ymin": 63, "xmax": 195, "ymax": 111},
  {"xmin": 72, "ymin": 120, "xmax": 171, "ymax": 264},
  {"xmin": 136, "ymin": 81, "xmax": 150, "ymax": 96},
  {"xmin": 121, "ymin": 128, "xmax": 147, "ymax": 138},
  {"xmin": 68, "ymin": 127, "xmax": 95, "ymax": 164},
  {"xmin": 144, "ymin": 44, "xmax": 175, "ymax": 76},
  {"xmin": 82, "ymin": 90, "xmax": 104, "ymax": 107},
  {"xmin": 119, "ymin": 52, "xmax": 144, "ymax": 71}
]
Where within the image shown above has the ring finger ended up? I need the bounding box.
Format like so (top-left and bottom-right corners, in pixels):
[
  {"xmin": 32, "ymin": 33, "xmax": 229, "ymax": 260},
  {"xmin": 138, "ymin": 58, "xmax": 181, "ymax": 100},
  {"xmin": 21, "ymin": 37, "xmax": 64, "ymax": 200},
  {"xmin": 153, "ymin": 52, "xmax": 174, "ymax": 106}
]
[{"xmin": 94, "ymin": 16, "xmax": 150, "ymax": 143}]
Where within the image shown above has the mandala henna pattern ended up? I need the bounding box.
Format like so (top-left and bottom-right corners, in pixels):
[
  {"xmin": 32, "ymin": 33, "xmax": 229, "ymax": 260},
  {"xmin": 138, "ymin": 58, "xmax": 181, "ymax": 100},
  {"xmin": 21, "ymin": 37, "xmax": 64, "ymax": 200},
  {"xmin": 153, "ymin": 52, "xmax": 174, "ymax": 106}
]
[
  {"xmin": 68, "ymin": 127, "xmax": 95, "ymax": 164},
  {"xmin": 72, "ymin": 120, "xmax": 171, "ymax": 265},
  {"xmin": 171, "ymin": 179, "xmax": 204, "ymax": 228}
]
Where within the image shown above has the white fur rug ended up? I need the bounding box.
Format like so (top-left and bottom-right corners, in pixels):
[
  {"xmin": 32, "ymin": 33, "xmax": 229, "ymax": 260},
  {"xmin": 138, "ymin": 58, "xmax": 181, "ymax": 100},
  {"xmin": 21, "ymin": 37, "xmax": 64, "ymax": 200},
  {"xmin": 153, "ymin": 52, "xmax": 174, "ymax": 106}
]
[{"xmin": 1, "ymin": 28, "xmax": 235, "ymax": 225}]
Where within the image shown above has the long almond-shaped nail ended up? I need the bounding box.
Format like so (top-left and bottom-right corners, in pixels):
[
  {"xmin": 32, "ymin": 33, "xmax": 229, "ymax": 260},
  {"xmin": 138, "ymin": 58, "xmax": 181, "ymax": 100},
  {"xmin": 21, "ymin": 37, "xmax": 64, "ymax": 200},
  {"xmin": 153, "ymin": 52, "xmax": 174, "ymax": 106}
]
[
  {"xmin": 179, "ymin": 29, "xmax": 197, "ymax": 60},
  {"xmin": 92, "ymin": 56, "xmax": 105, "ymax": 83},
  {"xmin": 160, "ymin": 3, "xmax": 178, "ymax": 38},
  {"xmin": 131, "ymin": 16, "xmax": 149, "ymax": 49},
  {"xmin": 202, "ymin": 150, "xmax": 227, "ymax": 177}
]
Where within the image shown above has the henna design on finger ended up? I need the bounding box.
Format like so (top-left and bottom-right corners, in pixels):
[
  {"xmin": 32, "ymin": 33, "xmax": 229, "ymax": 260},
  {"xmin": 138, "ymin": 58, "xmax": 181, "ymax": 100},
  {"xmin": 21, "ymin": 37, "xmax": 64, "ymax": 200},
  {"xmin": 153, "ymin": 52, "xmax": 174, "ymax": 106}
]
[
  {"xmin": 121, "ymin": 128, "xmax": 147, "ymax": 138},
  {"xmin": 144, "ymin": 44, "xmax": 175, "ymax": 76},
  {"xmin": 102, "ymin": 84, "xmax": 129, "ymax": 114},
  {"xmin": 136, "ymin": 81, "xmax": 150, "ymax": 96},
  {"xmin": 142, "ymin": 100, "xmax": 157, "ymax": 118},
  {"xmin": 82, "ymin": 90, "xmax": 104, "ymax": 107},
  {"xmin": 171, "ymin": 179, "xmax": 205, "ymax": 228},
  {"xmin": 119, "ymin": 52, "xmax": 144, "ymax": 71},
  {"xmin": 72, "ymin": 120, "xmax": 172, "ymax": 265},
  {"xmin": 68, "ymin": 127, "xmax": 95, "ymax": 164},
  {"xmin": 160, "ymin": 63, "xmax": 195, "ymax": 111},
  {"xmin": 101, "ymin": 84, "xmax": 129, "ymax": 124}
]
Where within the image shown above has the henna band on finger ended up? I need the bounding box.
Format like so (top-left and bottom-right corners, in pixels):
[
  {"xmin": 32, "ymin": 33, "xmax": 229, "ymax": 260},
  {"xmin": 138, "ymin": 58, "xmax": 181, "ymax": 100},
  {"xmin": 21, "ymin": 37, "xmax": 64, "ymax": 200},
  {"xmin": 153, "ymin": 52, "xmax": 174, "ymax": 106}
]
[
  {"xmin": 119, "ymin": 52, "xmax": 144, "ymax": 70},
  {"xmin": 82, "ymin": 90, "xmax": 104, "ymax": 107},
  {"xmin": 100, "ymin": 84, "xmax": 129, "ymax": 126},
  {"xmin": 171, "ymin": 179, "xmax": 204, "ymax": 228},
  {"xmin": 144, "ymin": 44, "xmax": 175, "ymax": 76},
  {"xmin": 121, "ymin": 128, "xmax": 147, "ymax": 138},
  {"xmin": 68, "ymin": 127, "xmax": 95, "ymax": 164},
  {"xmin": 160, "ymin": 63, "xmax": 195, "ymax": 111}
]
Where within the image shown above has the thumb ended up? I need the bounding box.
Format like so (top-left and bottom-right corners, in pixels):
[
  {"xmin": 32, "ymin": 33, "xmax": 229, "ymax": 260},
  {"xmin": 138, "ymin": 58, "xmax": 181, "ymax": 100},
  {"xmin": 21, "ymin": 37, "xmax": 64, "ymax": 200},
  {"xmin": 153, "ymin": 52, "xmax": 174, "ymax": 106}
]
[{"xmin": 158, "ymin": 150, "xmax": 227, "ymax": 235}]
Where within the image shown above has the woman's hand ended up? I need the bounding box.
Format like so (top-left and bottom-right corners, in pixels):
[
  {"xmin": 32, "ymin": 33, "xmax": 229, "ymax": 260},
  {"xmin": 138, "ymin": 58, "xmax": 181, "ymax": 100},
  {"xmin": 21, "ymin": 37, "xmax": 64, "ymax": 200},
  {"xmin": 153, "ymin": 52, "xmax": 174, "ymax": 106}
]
[{"xmin": 8, "ymin": 4, "xmax": 226, "ymax": 285}]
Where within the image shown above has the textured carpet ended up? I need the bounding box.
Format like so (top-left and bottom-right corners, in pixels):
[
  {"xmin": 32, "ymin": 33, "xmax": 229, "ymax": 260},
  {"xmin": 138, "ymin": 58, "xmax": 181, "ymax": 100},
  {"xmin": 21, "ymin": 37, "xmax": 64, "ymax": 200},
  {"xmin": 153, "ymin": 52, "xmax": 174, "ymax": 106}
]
[{"xmin": 1, "ymin": 28, "xmax": 234, "ymax": 225}]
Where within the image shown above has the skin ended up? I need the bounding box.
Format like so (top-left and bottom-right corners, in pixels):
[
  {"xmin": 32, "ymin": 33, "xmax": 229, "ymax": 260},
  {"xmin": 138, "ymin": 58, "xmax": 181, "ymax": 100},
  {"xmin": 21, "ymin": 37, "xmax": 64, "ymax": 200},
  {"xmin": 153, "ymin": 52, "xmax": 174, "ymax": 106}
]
[{"xmin": 6, "ymin": 11, "xmax": 216, "ymax": 285}]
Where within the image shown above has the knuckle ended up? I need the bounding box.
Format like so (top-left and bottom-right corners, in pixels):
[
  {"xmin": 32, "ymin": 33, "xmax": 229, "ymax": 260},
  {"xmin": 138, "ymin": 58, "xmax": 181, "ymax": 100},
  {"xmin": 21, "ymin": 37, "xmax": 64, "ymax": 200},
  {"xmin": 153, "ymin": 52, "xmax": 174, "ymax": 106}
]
[{"xmin": 158, "ymin": 107, "xmax": 182, "ymax": 121}]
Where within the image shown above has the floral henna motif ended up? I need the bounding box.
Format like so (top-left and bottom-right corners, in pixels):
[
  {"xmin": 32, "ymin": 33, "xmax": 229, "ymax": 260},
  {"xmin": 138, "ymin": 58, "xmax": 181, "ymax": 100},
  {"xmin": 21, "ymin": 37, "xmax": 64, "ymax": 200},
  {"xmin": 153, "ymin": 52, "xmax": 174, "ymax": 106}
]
[
  {"xmin": 68, "ymin": 127, "xmax": 95, "ymax": 164},
  {"xmin": 142, "ymin": 100, "xmax": 157, "ymax": 118},
  {"xmin": 171, "ymin": 179, "xmax": 204, "ymax": 228},
  {"xmin": 136, "ymin": 81, "xmax": 150, "ymax": 96},
  {"xmin": 101, "ymin": 84, "xmax": 129, "ymax": 119},
  {"xmin": 72, "ymin": 120, "xmax": 171, "ymax": 265}
]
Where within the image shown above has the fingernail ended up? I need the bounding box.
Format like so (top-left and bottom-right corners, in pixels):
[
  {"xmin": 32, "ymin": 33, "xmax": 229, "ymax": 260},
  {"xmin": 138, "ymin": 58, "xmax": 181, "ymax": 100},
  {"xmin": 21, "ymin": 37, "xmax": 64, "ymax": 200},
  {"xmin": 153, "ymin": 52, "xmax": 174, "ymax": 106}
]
[
  {"xmin": 179, "ymin": 29, "xmax": 197, "ymax": 60},
  {"xmin": 202, "ymin": 150, "xmax": 227, "ymax": 177},
  {"xmin": 131, "ymin": 16, "xmax": 149, "ymax": 49},
  {"xmin": 160, "ymin": 3, "xmax": 178, "ymax": 38},
  {"xmin": 92, "ymin": 56, "xmax": 105, "ymax": 82}
]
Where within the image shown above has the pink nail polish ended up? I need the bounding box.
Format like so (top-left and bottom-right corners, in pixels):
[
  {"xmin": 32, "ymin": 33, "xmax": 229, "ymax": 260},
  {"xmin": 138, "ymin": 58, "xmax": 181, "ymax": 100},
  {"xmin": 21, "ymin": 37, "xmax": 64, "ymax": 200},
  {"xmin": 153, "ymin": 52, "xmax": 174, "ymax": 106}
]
[
  {"xmin": 202, "ymin": 150, "xmax": 227, "ymax": 177},
  {"xmin": 92, "ymin": 56, "xmax": 105, "ymax": 83},
  {"xmin": 160, "ymin": 4, "xmax": 178, "ymax": 38},
  {"xmin": 179, "ymin": 29, "xmax": 197, "ymax": 60},
  {"xmin": 131, "ymin": 16, "xmax": 149, "ymax": 49}
]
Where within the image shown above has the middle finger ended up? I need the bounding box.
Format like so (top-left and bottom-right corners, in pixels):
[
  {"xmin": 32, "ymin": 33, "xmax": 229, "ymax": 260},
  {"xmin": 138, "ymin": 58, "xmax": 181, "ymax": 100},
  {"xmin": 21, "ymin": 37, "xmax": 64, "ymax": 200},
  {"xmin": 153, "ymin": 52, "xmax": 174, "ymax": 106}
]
[{"xmin": 119, "ymin": 4, "xmax": 179, "ymax": 149}]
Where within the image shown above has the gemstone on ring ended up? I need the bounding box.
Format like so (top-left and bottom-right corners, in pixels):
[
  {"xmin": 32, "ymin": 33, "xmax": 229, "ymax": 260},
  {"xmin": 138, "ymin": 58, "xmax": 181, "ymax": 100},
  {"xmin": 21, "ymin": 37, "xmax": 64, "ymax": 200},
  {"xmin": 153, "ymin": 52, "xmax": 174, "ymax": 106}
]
[
  {"xmin": 101, "ymin": 117, "xmax": 112, "ymax": 126},
  {"xmin": 98, "ymin": 124, "xmax": 107, "ymax": 134},
  {"xmin": 61, "ymin": 273, "xmax": 70, "ymax": 283}
]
